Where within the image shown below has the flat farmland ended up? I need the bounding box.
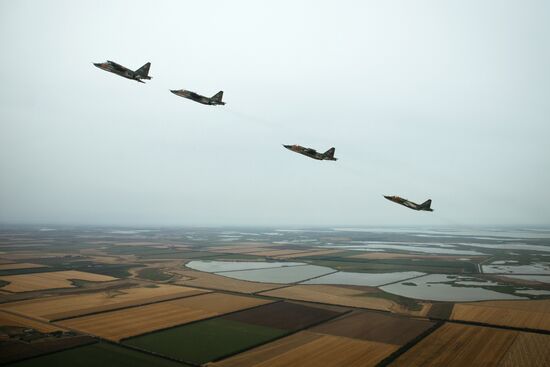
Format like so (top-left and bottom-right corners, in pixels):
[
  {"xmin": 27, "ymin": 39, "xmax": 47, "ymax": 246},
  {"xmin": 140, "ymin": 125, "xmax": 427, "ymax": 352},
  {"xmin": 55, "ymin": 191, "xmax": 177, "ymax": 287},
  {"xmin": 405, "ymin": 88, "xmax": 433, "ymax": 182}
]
[
  {"xmin": 172, "ymin": 269, "xmax": 280, "ymax": 293},
  {"xmin": 261, "ymin": 284, "xmax": 430, "ymax": 315},
  {"xmin": 125, "ymin": 318, "xmax": 288, "ymax": 364},
  {"xmin": 1, "ymin": 284, "xmax": 207, "ymax": 321},
  {"xmin": 275, "ymin": 250, "xmax": 343, "ymax": 259},
  {"xmin": 224, "ymin": 301, "xmax": 345, "ymax": 330},
  {"xmin": 390, "ymin": 323, "xmax": 526, "ymax": 366},
  {"xmin": 0, "ymin": 310, "xmax": 65, "ymax": 332},
  {"xmin": 498, "ymin": 332, "xmax": 550, "ymax": 367},
  {"xmin": 0, "ymin": 263, "xmax": 46, "ymax": 271},
  {"xmin": 211, "ymin": 331, "xmax": 399, "ymax": 367},
  {"xmin": 310, "ymin": 310, "xmax": 435, "ymax": 345},
  {"xmin": 58, "ymin": 293, "xmax": 272, "ymax": 341},
  {"xmin": 248, "ymin": 249, "xmax": 309, "ymax": 257},
  {"xmin": 451, "ymin": 299, "xmax": 550, "ymax": 331},
  {"xmin": 7, "ymin": 342, "xmax": 188, "ymax": 367},
  {"xmin": 0, "ymin": 270, "xmax": 117, "ymax": 292}
]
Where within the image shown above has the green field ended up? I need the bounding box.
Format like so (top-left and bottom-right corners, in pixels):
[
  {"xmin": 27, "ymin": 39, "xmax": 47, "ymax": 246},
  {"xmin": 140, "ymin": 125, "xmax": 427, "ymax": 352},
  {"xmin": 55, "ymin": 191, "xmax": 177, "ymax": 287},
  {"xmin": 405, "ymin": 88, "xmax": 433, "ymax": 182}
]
[
  {"xmin": 124, "ymin": 318, "xmax": 288, "ymax": 364},
  {"xmin": 8, "ymin": 342, "xmax": 188, "ymax": 367},
  {"xmin": 137, "ymin": 267, "xmax": 172, "ymax": 281}
]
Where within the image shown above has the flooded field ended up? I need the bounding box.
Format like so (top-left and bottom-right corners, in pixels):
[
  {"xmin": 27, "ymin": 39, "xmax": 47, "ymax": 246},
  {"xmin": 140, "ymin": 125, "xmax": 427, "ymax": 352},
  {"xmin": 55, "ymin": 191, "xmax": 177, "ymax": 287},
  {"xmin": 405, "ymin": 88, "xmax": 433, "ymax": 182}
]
[
  {"xmin": 214, "ymin": 264, "xmax": 335, "ymax": 284},
  {"xmin": 303, "ymin": 271, "xmax": 424, "ymax": 287},
  {"xmin": 380, "ymin": 274, "xmax": 526, "ymax": 302},
  {"xmin": 186, "ymin": 260, "xmax": 304, "ymax": 273}
]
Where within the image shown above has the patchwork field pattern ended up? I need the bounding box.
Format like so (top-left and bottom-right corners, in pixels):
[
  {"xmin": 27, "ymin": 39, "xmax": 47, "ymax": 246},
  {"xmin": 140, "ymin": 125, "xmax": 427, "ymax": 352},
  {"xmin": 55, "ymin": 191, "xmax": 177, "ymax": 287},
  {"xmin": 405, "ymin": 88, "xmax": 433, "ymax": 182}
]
[
  {"xmin": 58, "ymin": 293, "xmax": 272, "ymax": 341},
  {"xmin": 172, "ymin": 269, "xmax": 280, "ymax": 293},
  {"xmin": 261, "ymin": 284, "xmax": 430, "ymax": 315},
  {"xmin": 211, "ymin": 330, "xmax": 399, "ymax": 367},
  {"xmin": 1, "ymin": 284, "xmax": 207, "ymax": 321},
  {"xmin": 390, "ymin": 323, "xmax": 550, "ymax": 367},
  {"xmin": 310, "ymin": 310, "xmax": 435, "ymax": 345},
  {"xmin": 451, "ymin": 299, "xmax": 550, "ymax": 331},
  {"xmin": 0, "ymin": 270, "xmax": 117, "ymax": 292}
]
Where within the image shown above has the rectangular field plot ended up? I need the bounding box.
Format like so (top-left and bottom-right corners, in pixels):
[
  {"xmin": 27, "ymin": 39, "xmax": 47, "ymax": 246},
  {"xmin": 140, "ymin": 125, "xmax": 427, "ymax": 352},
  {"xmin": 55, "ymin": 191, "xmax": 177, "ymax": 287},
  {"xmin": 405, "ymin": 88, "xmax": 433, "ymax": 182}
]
[
  {"xmin": 390, "ymin": 323, "xmax": 550, "ymax": 367},
  {"xmin": 451, "ymin": 299, "xmax": 550, "ymax": 332},
  {"xmin": 7, "ymin": 342, "xmax": 188, "ymax": 367},
  {"xmin": 212, "ymin": 331, "xmax": 399, "ymax": 367},
  {"xmin": 59, "ymin": 293, "xmax": 272, "ymax": 341},
  {"xmin": 224, "ymin": 301, "xmax": 346, "ymax": 330},
  {"xmin": 1, "ymin": 284, "xmax": 207, "ymax": 321},
  {"xmin": 0, "ymin": 310, "xmax": 65, "ymax": 333},
  {"xmin": 310, "ymin": 310, "xmax": 435, "ymax": 345},
  {"xmin": 124, "ymin": 301, "xmax": 345, "ymax": 364},
  {"xmin": 125, "ymin": 318, "xmax": 288, "ymax": 365},
  {"xmin": 0, "ymin": 270, "xmax": 117, "ymax": 292}
]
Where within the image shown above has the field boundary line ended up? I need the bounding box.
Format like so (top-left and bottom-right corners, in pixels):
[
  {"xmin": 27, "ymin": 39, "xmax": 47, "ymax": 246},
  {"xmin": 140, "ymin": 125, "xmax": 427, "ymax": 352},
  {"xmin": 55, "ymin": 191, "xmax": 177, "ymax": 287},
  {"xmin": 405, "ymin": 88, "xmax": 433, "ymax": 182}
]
[
  {"xmin": 443, "ymin": 318, "xmax": 550, "ymax": 335},
  {"xmin": 375, "ymin": 320, "xmax": 444, "ymax": 367},
  {"xmin": 208, "ymin": 305, "xmax": 353, "ymax": 364},
  {"xmin": 119, "ymin": 299, "xmax": 284, "ymax": 342},
  {"xmin": 377, "ymin": 272, "xmax": 428, "ymax": 287},
  {"xmin": 48, "ymin": 290, "xmax": 211, "ymax": 322}
]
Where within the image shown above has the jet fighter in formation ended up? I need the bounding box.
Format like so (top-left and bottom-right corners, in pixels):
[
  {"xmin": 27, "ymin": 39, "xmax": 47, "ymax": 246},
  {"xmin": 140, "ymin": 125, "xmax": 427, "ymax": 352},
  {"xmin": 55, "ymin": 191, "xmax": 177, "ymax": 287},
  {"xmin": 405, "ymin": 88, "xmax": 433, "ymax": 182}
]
[
  {"xmin": 93, "ymin": 61, "xmax": 152, "ymax": 83},
  {"xmin": 92, "ymin": 59, "xmax": 435, "ymax": 214},
  {"xmin": 384, "ymin": 195, "xmax": 433, "ymax": 212},
  {"xmin": 283, "ymin": 145, "xmax": 337, "ymax": 161},
  {"xmin": 171, "ymin": 89, "xmax": 225, "ymax": 106}
]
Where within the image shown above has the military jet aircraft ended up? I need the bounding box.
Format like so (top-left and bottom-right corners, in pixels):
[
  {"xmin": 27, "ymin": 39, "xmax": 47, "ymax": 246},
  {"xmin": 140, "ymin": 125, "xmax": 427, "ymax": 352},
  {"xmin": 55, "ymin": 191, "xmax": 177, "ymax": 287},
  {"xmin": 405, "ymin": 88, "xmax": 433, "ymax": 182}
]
[
  {"xmin": 170, "ymin": 89, "xmax": 225, "ymax": 106},
  {"xmin": 384, "ymin": 195, "xmax": 433, "ymax": 212},
  {"xmin": 283, "ymin": 145, "xmax": 337, "ymax": 161},
  {"xmin": 93, "ymin": 60, "xmax": 152, "ymax": 83}
]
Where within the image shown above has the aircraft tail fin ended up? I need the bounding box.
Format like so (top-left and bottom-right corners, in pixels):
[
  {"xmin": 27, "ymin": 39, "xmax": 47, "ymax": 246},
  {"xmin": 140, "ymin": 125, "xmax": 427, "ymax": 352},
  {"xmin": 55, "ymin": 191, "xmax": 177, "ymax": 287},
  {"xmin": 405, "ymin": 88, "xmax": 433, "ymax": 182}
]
[
  {"xmin": 420, "ymin": 199, "xmax": 432, "ymax": 209},
  {"xmin": 211, "ymin": 91, "xmax": 224, "ymax": 102},
  {"xmin": 135, "ymin": 62, "xmax": 151, "ymax": 78},
  {"xmin": 324, "ymin": 147, "xmax": 336, "ymax": 159}
]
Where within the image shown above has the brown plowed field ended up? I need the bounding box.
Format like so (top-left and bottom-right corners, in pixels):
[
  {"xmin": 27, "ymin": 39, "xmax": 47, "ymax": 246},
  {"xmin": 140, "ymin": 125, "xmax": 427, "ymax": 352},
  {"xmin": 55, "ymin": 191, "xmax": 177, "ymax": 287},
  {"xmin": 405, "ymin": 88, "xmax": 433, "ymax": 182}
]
[
  {"xmin": 451, "ymin": 299, "xmax": 550, "ymax": 331},
  {"xmin": 0, "ymin": 263, "xmax": 47, "ymax": 270},
  {"xmin": 261, "ymin": 284, "xmax": 430, "ymax": 315},
  {"xmin": 1, "ymin": 284, "xmax": 207, "ymax": 321},
  {"xmin": 0, "ymin": 270, "xmax": 117, "ymax": 292},
  {"xmin": 58, "ymin": 293, "xmax": 272, "ymax": 341},
  {"xmin": 310, "ymin": 310, "xmax": 434, "ymax": 345},
  {"xmin": 0, "ymin": 310, "xmax": 65, "ymax": 333},
  {"xmin": 390, "ymin": 323, "xmax": 519, "ymax": 366},
  {"xmin": 224, "ymin": 301, "xmax": 345, "ymax": 330},
  {"xmin": 172, "ymin": 269, "xmax": 280, "ymax": 293},
  {"xmin": 211, "ymin": 331, "xmax": 398, "ymax": 367}
]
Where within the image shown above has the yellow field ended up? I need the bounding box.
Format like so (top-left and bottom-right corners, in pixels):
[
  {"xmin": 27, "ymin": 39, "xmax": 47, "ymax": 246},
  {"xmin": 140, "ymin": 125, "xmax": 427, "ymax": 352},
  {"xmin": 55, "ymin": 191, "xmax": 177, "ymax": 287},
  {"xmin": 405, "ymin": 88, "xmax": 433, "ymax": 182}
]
[
  {"xmin": 0, "ymin": 263, "xmax": 47, "ymax": 270},
  {"xmin": 0, "ymin": 270, "xmax": 117, "ymax": 292},
  {"xmin": 451, "ymin": 299, "xmax": 550, "ymax": 331},
  {"xmin": 58, "ymin": 292, "xmax": 272, "ymax": 341},
  {"xmin": 391, "ymin": 323, "xmax": 515, "ymax": 366},
  {"xmin": 261, "ymin": 285, "xmax": 430, "ymax": 316},
  {"xmin": 499, "ymin": 332, "xmax": 550, "ymax": 367},
  {"xmin": 1, "ymin": 284, "xmax": 207, "ymax": 321},
  {"xmin": 172, "ymin": 269, "xmax": 280, "ymax": 293},
  {"xmin": 211, "ymin": 331, "xmax": 398, "ymax": 367},
  {"xmin": 0, "ymin": 310, "xmax": 65, "ymax": 333}
]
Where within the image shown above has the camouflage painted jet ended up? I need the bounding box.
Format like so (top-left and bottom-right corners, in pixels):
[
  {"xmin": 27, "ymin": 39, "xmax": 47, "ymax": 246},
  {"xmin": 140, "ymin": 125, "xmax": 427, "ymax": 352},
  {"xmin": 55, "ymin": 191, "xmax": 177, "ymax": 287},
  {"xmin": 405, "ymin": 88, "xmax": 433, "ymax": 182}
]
[
  {"xmin": 283, "ymin": 145, "xmax": 337, "ymax": 161},
  {"xmin": 170, "ymin": 89, "xmax": 225, "ymax": 106},
  {"xmin": 93, "ymin": 60, "xmax": 152, "ymax": 83},
  {"xmin": 384, "ymin": 196, "xmax": 433, "ymax": 212}
]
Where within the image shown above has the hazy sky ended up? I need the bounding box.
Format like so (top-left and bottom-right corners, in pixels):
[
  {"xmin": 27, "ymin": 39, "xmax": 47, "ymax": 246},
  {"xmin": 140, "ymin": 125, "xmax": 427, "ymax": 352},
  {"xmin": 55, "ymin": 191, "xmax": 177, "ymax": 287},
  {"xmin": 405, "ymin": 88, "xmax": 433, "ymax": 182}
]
[{"xmin": 1, "ymin": 1, "xmax": 549, "ymax": 227}]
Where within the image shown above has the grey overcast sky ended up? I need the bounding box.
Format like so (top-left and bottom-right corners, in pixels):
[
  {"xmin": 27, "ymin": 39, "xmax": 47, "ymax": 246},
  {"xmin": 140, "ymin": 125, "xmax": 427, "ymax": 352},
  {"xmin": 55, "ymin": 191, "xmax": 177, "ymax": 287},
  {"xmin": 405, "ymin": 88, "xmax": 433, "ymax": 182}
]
[{"xmin": 1, "ymin": 0, "xmax": 549, "ymax": 227}]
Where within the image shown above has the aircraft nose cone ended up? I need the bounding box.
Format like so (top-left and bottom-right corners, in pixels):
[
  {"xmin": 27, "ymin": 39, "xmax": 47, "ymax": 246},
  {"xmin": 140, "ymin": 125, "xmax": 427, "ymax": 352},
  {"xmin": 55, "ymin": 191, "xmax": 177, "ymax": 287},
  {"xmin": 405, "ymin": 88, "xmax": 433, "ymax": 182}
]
[
  {"xmin": 283, "ymin": 145, "xmax": 292, "ymax": 149},
  {"xmin": 93, "ymin": 63, "xmax": 101, "ymax": 67}
]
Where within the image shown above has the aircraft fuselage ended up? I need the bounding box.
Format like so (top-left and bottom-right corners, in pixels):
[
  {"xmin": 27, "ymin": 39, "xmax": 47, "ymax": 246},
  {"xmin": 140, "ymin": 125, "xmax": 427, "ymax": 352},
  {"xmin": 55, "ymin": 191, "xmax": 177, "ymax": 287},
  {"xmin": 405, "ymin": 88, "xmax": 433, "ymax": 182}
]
[
  {"xmin": 384, "ymin": 195, "xmax": 433, "ymax": 212},
  {"xmin": 283, "ymin": 145, "xmax": 337, "ymax": 161}
]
